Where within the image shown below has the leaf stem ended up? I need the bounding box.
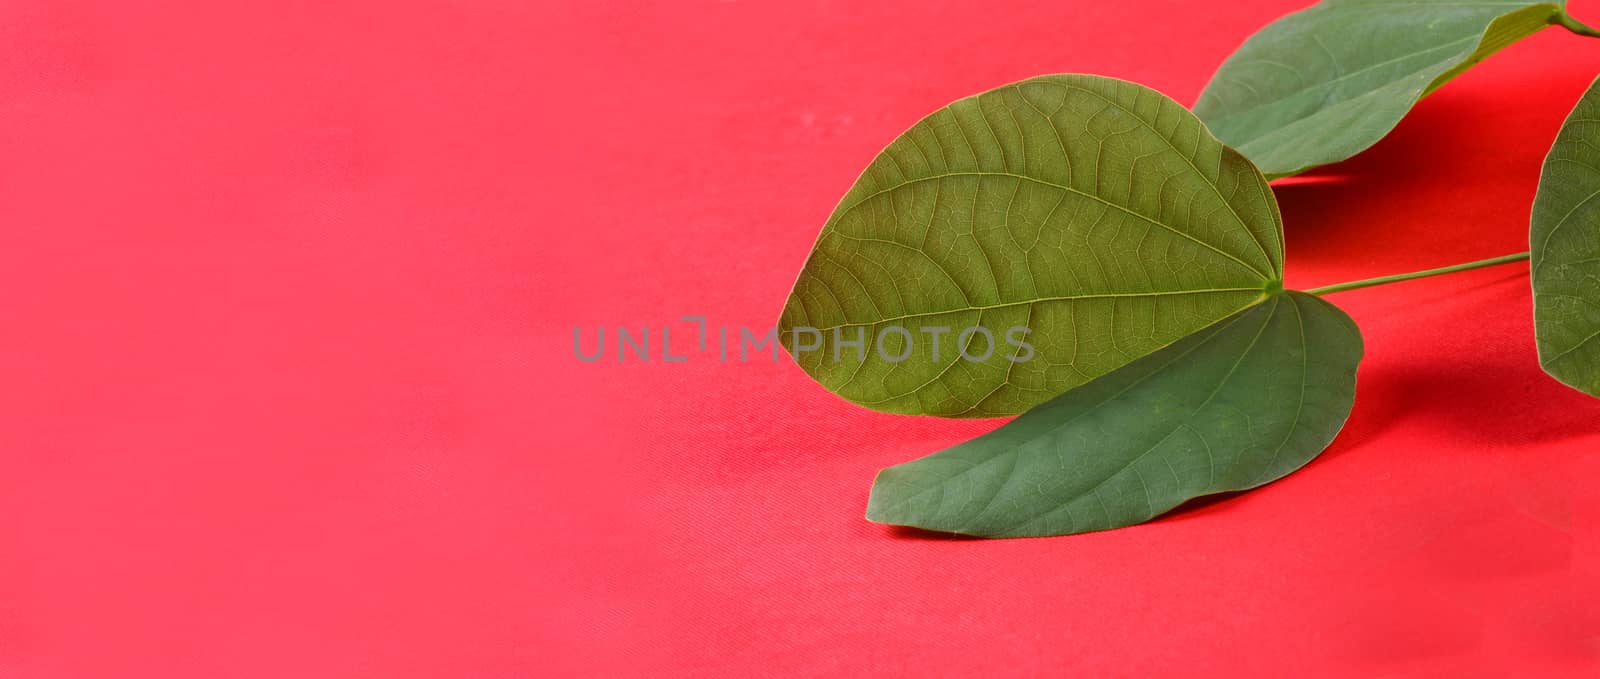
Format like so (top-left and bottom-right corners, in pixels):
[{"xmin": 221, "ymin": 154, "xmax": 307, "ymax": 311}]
[
  {"xmin": 1306, "ymin": 252, "xmax": 1530, "ymax": 296},
  {"xmin": 1556, "ymin": 9, "xmax": 1600, "ymax": 38}
]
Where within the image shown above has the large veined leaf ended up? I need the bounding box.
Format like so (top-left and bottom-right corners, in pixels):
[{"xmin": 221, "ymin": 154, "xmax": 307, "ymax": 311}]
[
  {"xmin": 866, "ymin": 292, "xmax": 1363, "ymax": 538},
  {"xmin": 1195, "ymin": 0, "xmax": 1587, "ymax": 179},
  {"xmin": 778, "ymin": 75, "xmax": 1284, "ymax": 418},
  {"xmin": 1531, "ymin": 75, "xmax": 1600, "ymax": 398}
]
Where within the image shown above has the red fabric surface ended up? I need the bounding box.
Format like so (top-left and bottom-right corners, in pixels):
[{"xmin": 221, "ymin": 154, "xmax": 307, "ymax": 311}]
[{"xmin": 4, "ymin": 0, "xmax": 1600, "ymax": 676}]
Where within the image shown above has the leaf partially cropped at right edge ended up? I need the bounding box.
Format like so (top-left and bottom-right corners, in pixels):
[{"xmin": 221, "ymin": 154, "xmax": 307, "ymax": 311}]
[
  {"xmin": 866, "ymin": 292, "xmax": 1363, "ymax": 538},
  {"xmin": 1195, "ymin": 0, "xmax": 1576, "ymax": 179},
  {"xmin": 1531, "ymin": 75, "xmax": 1600, "ymax": 398}
]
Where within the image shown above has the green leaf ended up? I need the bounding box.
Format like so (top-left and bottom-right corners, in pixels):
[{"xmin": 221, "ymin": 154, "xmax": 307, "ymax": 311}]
[
  {"xmin": 1531, "ymin": 75, "xmax": 1600, "ymax": 398},
  {"xmin": 778, "ymin": 75, "xmax": 1283, "ymax": 418},
  {"xmin": 866, "ymin": 292, "xmax": 1363, "ymax": 538},
  {"xmin": 1195, "ymin": 0, "xmax": 1569, "ymax": 179}
]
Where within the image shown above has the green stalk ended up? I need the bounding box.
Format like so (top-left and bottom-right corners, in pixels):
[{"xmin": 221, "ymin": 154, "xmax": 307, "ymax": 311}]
[
  {"xmin": 1556, "ymin": 8, "xmax": 1600, "ymax": 39},
  {"xmin": 1306, "ymin": 252, "xmax": 1530, "ymax": 296}
]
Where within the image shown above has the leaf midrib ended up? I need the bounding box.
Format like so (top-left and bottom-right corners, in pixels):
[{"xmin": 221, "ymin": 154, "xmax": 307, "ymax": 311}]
[
  {"xmin": 1050, "ymin": 82, "xmax": 1281, "ymax": 272},
  {"xmin": 872, "ymin": 296, "xmax": 1282, "ymax": 530},
  {"xmin": 992, "ymin": 296, "xmax": 1283, "ymax": 535},
  {"xmin": 799, "ymin": 287, "xmax": 1268, "ymax": 332},
  {"xmin": 833, "ymin": 171, "xmax": 1273, "ymax": 279},
  {"xmin": 1204, "ymin": 33, "xmax": 1478, "ymax": 132}
]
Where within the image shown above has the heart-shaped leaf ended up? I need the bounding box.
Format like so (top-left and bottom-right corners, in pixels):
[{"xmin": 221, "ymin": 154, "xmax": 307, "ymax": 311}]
[
  {"xmin": 1195, "ymin": 0, "xmax": 1575, "ymax": 178},
  {"xmin": 779, "ymin": 75, "xmax": 1283, "ymax": 418},
  {"xmin": 866, "ymin": 291, "xmax": 1363, "ymax": 538},
  {"xmin": 1531, "ymin": 75, "xmax": 1600, "ymax": 398}
]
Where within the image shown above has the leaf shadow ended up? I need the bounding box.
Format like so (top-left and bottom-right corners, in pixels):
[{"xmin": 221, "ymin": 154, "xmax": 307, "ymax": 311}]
[
  {"xmin": 1329, "ymin": 276, "xmax": 1599, "ymax": 447},
  {"xmin": 1356, "ymin": 355, "xmax": 1600, "ymax": 447},
  {"xmin": 878, "ymin": 490, "xmax": 1256, "ymax": 538},
  {"xmin": 1265, "ymin": 71, "xmax": 1578, "ymax": 265},
  {"xmin": 1268, "ymin": 101, "xmax": 1481, "ymax": 263},
  {"xmin": 882, "ymin": 525, "xmax": 985, "ymax": 541},
  {"xmin": 1149, "ymin": 490, "xmax": 1250, "ymax": 526}
]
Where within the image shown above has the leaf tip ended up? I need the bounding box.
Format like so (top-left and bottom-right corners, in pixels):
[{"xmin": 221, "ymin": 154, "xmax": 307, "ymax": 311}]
[{"xmin": 863, "ymin": 466, "xmax": 898, "ymax": 525}]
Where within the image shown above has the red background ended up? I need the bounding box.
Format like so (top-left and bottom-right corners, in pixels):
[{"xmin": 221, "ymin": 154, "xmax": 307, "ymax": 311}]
[{"xmin": 3, "ymin": 1, "xmax": 1599, "ymax": 676}]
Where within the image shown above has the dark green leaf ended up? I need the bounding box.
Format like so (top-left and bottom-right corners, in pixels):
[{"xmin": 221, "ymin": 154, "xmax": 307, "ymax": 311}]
[
  {"xmin": 866, "ymin": 292, "xmax": 1363, "ymax": 538},
  {"xmin": 1531, "ymin": 75, "xmax": 1600, "ymax": 398},
  {"xmin": 1195, "ymin": 0, "xmax": 1569, "ymax": 178},
  {"xmin": 778, "ymin": 75, "xmax": 1283, "ymax": 418}
]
